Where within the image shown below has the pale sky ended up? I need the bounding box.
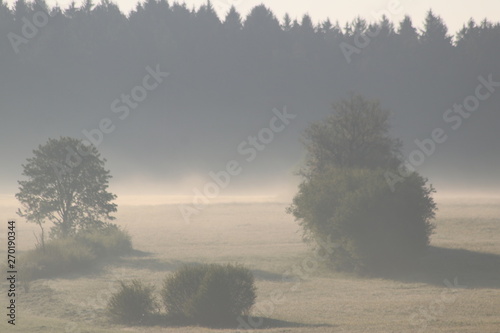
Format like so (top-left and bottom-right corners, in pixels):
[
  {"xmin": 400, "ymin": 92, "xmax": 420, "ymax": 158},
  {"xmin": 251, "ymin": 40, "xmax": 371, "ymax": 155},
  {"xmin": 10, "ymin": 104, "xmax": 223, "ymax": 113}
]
[
  {"xmin": 204, "ymin": 0, "xmax": 500, "ymax": 34},
  {"xmin": 19, "ymin": 0, "xmax": 500, "ymax": 35}
]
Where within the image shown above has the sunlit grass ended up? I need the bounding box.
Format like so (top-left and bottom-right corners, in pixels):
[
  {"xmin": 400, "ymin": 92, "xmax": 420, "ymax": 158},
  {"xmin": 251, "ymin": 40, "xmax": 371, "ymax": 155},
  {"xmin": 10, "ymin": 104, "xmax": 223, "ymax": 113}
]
[{"xmin": 0, "ymin": 197, "xmax": 499, "ymax": 332}]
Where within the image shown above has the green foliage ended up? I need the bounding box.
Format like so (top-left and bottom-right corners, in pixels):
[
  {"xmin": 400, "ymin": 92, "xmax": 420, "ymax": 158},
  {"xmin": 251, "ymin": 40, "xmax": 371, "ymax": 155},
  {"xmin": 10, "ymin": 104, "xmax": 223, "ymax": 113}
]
[
  {"xmin": 289, "ymin": 167, "xmax": 436, "ymax": 273},
  {"xmin": 290, "ymin": 94, "xmax": 437, "ymax": 274},
  {"xmin": 161, "ymin": 264, "xmax": 207, "ymax": 319},
  {"xmin": 16, "ymin": 137, "xmax": 117, "ymax": 239},
  {"xmin": 107, "ymin": 280, "xmax": 157, "ymax": 325},
  {"xmin": 302, "ymin": 93, "xmax": 402, "ymax": 175},
  {"xmin": 76, "ymin": 224, "xmax": 133, "ymax": 257},
  {"xmin": 162, "ymin": 264, "xmax": 256, "ymax": 326},
  {"xmin": 19, "ymin": 226, "xmax": 132, "ymax": 279},
  {"xmin": 20, "ymin": 238, "xmax": 96, "ymax": 279}
]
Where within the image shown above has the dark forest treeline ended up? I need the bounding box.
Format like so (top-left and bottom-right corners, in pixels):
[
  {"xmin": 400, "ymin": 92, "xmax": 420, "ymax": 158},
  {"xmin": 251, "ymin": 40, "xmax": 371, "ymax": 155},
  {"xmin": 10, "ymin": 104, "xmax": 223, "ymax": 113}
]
[
  {"xmin": 1, "ymin": 0, "xmax": 500, "ymax": 191},
  {"xmin": 2, "ymin": 0, "xmax": 499, "ymax": 80}
]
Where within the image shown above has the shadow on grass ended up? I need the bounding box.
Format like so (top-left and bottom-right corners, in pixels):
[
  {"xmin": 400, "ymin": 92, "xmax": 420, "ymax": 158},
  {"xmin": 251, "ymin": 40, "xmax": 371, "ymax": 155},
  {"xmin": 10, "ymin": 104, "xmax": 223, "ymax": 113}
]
[
  {"xmin": 251, "ymin": 269, "xmax": 284, "ymax": 281},
  {"xmin": 114, "ymin": 257, "xmax": 201, "ymax": 272},
  {"xmin": 127, "ymin": 249, "xmax": 154, "ymax": 257},
  {"xmin": 115, "ymin": 257, "xmax": 285, "ymax": 281},
  {"xmin": 379, "ymin": 246, "xmax": 500, "ymax": 289},
  {"xmin": 18, "ymin": 249, "xmax": 182, "ymax": 281},
  {"xmin": 235, "ymin": 317, "xmax": 334, "ymax": 330},
  {"xmin": 39, "ymin": 254, "xmax": 285, "ymax": 282},
  {"xmin": 131, "ymin": 313, "xmax": 333, "ymax": 330}
]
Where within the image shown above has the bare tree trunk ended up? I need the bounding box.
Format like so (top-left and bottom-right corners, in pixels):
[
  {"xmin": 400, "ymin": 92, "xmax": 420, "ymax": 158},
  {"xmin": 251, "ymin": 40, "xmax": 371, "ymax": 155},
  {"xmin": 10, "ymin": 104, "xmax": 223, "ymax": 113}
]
[{"xmin": 34, "ymin": 221, "xmax": 45, "ymax": 251}]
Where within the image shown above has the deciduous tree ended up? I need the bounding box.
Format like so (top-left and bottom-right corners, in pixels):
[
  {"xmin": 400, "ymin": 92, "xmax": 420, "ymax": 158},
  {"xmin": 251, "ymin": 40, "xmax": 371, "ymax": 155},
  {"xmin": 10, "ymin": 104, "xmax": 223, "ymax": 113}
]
[{"xmin": 16, "ymin": 137, "xmax": 117, "ymax": 239}]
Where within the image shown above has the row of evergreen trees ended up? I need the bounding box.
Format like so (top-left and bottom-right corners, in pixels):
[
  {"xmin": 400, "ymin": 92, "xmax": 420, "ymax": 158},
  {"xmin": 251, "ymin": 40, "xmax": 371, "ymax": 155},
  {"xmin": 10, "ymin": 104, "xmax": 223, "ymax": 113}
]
[
  {"xmin": 2, "ymin": 0, "xmax": 500, "ymax": 186},
  {"xmin": 1, "ymin": 0, "xmax": 499, "ymax": 66}
]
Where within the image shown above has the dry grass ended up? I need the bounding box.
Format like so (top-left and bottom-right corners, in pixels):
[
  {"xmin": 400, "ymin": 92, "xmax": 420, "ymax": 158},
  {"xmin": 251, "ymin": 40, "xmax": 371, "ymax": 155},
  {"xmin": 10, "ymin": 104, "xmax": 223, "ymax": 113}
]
[{"xmin": 0, "ymin": 196, "xmax": 499, "ymax": 332}]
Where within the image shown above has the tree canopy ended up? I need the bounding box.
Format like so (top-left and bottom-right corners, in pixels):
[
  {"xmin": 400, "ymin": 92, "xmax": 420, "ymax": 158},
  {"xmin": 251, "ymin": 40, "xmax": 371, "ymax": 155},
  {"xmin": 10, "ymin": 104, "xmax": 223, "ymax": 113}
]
[
  {"xmin": 302, "ymin": 94, "xmax": 402, "ymax": 176},
  {"xmin": 289, "ymin": 95, "xmax": 436, "ymax": 274},
  {"xmin": 16, "ymin": 137, "xmax": 117, "ymax": 239}
]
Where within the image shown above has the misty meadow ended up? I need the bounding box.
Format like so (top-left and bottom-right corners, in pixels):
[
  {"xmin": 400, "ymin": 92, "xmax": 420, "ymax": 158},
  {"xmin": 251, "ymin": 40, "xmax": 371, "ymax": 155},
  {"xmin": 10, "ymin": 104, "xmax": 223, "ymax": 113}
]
[{"xmin": 0, "ymin": 0, "xmax": 499, "ymax": 332}]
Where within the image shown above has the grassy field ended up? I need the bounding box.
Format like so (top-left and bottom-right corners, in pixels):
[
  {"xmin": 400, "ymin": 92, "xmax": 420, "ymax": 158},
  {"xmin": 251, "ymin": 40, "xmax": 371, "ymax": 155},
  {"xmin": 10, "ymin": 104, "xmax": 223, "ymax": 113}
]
[{"xmin": 0, "ymin": 196, "xmax": 499, "ymax": 332}]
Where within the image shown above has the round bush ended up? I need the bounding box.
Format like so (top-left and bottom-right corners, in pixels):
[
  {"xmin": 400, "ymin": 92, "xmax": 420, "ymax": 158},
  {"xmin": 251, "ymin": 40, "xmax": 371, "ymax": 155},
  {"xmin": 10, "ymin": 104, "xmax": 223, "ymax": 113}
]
[
  {"xmin": 162, "ymin": 263, "xmax": 256, "ymax": 326},
  {"xmin": 288, "ymin": 167, "xmax": 436, "ymax": 274},
  {"xmin": 106, "ymin": 280, "xmax": 157, "ymax": 324}
]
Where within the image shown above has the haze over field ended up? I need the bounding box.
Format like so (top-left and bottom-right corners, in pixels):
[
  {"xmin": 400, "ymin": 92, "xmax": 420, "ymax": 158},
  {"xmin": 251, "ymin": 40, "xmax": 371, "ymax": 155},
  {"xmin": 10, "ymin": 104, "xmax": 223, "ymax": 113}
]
[
  {"xmin": 1, "ymin": 1, "xmax": 500, "ymax": 332},
  {"xmin": 1, "ymin": 0, "xmax": 500, "ymax": 203}
]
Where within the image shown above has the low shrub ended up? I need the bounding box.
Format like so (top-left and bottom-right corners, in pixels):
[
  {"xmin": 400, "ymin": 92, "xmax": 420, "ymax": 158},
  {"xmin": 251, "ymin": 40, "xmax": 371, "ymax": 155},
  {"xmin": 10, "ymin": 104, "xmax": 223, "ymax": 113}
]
[
  {"xmin": 76, "ymin": 224, "xmax": 133, "ymax": 257},
  {"xmin": 288, "ymin": 167, "xmax": 436, "ymax": 274},
  {"xmin": 107, "ymin": 280, "xmax": 157, "ymax": 324},
  {"xmin": 162, "ymin": 263, "xmax": 256, "ymax": 327},
  {"xmin": 161, "ymin": 264, "xmax": 207, "ymax": 319},
  {"xmin": 19, "ymin": 225, "xmax": 132, "ymax": 280},
  {"xmin": 20, "ymin": 238, "xmax": 96, "ymax": 279}
]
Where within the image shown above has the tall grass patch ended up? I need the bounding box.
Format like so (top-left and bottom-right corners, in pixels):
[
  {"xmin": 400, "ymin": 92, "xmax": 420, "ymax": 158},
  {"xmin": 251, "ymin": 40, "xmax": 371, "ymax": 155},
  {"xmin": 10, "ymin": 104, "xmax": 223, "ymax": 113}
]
[{"xmin": 19, "ymin": 226, "xmax": 132, "ymax": 280}]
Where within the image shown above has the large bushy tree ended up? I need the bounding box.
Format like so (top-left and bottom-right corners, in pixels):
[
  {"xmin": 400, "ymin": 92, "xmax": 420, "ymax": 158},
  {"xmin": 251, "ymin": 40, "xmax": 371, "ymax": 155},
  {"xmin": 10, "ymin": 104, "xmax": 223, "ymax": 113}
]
[
  {"xmin": 16, "ymin": 137, "xmax": 117, "ymax": 240},
  {"xmin": 288, "ymin": 94, "xmax": 436, "ymax": 274}
]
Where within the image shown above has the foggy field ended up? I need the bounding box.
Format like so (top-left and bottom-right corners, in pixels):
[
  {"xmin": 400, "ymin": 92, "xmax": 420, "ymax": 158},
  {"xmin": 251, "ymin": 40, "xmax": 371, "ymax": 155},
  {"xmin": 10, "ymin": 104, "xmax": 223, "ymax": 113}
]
[
  {"xmin": 2, "ymin": 1, "xmax": 500, "ymax": 331},
  {"xmin": 1, "ymin": 196, "xmax": 499, "ymax": 332}
]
